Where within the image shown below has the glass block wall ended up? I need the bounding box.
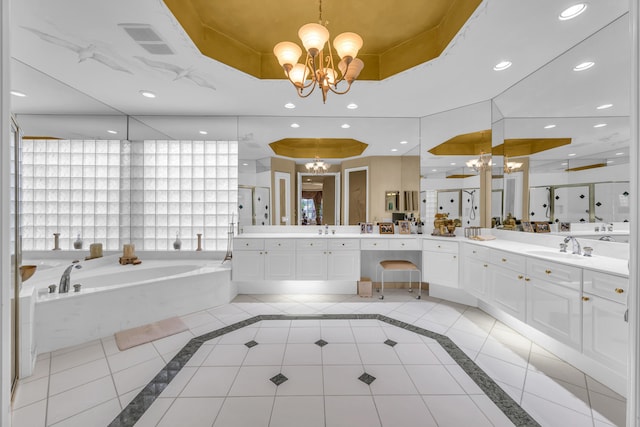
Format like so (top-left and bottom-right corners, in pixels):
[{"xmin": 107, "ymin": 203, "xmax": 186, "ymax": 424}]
[{"xmin": 21, "ymin": 139, "xmax": 238, "ymax": 251}]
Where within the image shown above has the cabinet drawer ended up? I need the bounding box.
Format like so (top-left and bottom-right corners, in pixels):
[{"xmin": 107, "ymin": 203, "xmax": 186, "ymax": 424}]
[
  {"xmin": 265, "ymin": 239, "xmax": 296, "ymax": 250},
  {"xmin": 296, "ymin": 239, "xmax": 328, "ymax": 250},
  {"xmin": 328, "ymin": 239, "xmax": 360, "ymax": 250},
  {"xmin": 389, "ymin": 239, "xmax": 420, "ymax": 250},
  {"xmin": 361, "ymin": 239, "xmax": 389, "ymax": 250},
  {"xmin": 422, "ymin": 240, "xmax": 458, "ymax": 254},
  {"xmin": 526, "ymin": 258, "xmax": 582, "ymax": 290},
  {"xmin": 490, "ymin": 250, "xmax": 526, "ymax": 272},
  {"xmin": 464, "ymin": 244, "xmax": 490, "ymax": 261},
  {"xmin": 234, "ymin": 238, "xmax": 264, "ymax": 250},
  {"xmin": 583, "ymin": 270, "xmax": 628, "ymax": 303}
]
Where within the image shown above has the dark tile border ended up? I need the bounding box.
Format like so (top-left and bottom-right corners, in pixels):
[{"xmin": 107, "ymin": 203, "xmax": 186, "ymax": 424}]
[{"xmin": 108, "ymin": 314, "xmax": 540, "ymax": 427}]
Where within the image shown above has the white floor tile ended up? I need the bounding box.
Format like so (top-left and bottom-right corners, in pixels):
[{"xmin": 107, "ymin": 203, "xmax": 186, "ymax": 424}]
[
  {"xmin": 51, "ymin": 340, "xmax": 101, "ymax": 358},
  {"xmin": 374, "ymin": 395, "xmax": 437, "ymax": 427},
  {"xmin": 22, "ymin": 357, "xmax": 50, "ymax": 383},
  {"xmin": 180, "ymin": 310, "xmax": 218, "ymax": 329},
  {"xmin": 324, "ymin": 395, "xmax": 381, "ymax": 427},
  {"xmin": 213, "ymin": 396, "xmax": 274, "ymax": 427},
  {"xmin": 413, "ymin": 318, "xmax": 449, "ymax": 334},
  {"xmin": 101, "ymin": 337, "xmax": 120, "ymax": 356},
  {"xmin": 49, "ymin": 398, "xmax": 121, "ymax": 427},
  {"xmin": 381, "ymin": 326, "xmax": 425, "ymax": 343},
  {"xmin": 586, "ymin": 376, "xmax": 625, "ymax": 402},
  {"xmin": 270, "ymin": 396, "xmax": 325, "ymax": 427},
  {"xmin": 479, "ymin": 336, "xmax": 530, "ymax": 368},
  {"xmin": 189, "ymin": 319, "xmax": 228, "ymax": 337},
  {"xmin": 228, "ymin": 366, "xmax": 281, "ymax": 396},
  {"xmin": 322, "ymin": 343, "xmax": 362, "ymax": 365},
  {"xmin": 290, "ymin": 319, "xmax": 321, "ymax": 327},
  {"xmin": 405, "ymin": 365, "xmax": 466, "ymax": 395},
  {"xmin": 254, "ymin": 326, "xmax": 290, "ymax": 343},
  {"xmin": 276, "ymin": 365, "xmax": 323, "ymax": 396},
  {"xmin": 489, "ymin": 327, "xmax": 532, "ymax": 352},
  {"xmin": 319, "ymin": 326, "xmax": 355, "ymax": 343},
  {"xmin": 259, "ymin": 319, "xmax": 291, "ymax": 328},
  {"xmin": 282, "ymin": 343, "xmax": 321, "ymax": 365},
  {"xmin": 11, "ymin": 399, "xmax": 46, "ymax": 427},
  {"xmin": 445, "ymin": 327, "xmax": 488, "ymax": 353},
  {"xmin": 444, "ymin": 364, "xmax": 484, "ymax": 394},
  {"xmin": 521, "ymin": 392, "xmax": 594, "ymax": 427},
  {"xmin": 49, "ymin": 358, "xmax": 111, "ymax": 396},
  {"xmin": 50, "ymin": 342, "xmax": 105, "ymax": 374},
  {"xmin": 426, "ymin": 343, "xmax": 458, "ymax": 365},
  {"xmin": 422, "ymin": 395, "xmax": 494, "ymax": 427},
  {"xmin": 590, "ymin": 390, "xmax": 626, "ymax": 427},
  {"xmin": 393, "ymin": 343, "xmax": 441, "ymax": 364},
  {"xmin": 202, "ymin": 344, "xmax": 248, "ymax": 366},
  {"xmin": 527, "ymin": 351, "xmax": 587, "ymax": 388},
  {"xmin": 286, "ymin": 327, "xmax": 321, "ymax": 343},
  {"xmin": 180, "ymin": 366, "xmax": 240, "ymax": 397},
  {"xmin": 160, "ymin": 367, "xmax": 197, "ymax": 398},
  {"xmin": 523, "ymin": 369, "xmax": 591, "ymax": 416},
  {"xmin": 243, "ymin": 343, "xmax": 286, "ymax": 365},
  {"xmin": 119, "ymin": 386, "xmax": 141, "ymax": 408},
  {"xmin": 157, "ymin": 397, "xmax": 224, "ymax": 427},
  {"xmin": 152, "ymin": 330, "xmax": 194, "ymax": 356},
  {"xmin": 475, "ymin": 354, "xmax": 527, "ymax": 390},
  {"xmin": 216, "ymin": 327, "xmax": 257, "ymax": 344},
  {"xmin": 112, "ymin": 356, "xmax": 166, "ymax": 396},
  {"xmin": 365, "ymin": 365, "xmax": 418, "ymax": 395},
  {"xmin": 323, "ymin": 365, "xmax": 372, "ymax": 395},
  {"xmin": 184, "ymin": 343, "xmax": 214, "ymax": 367},
  {"xmin": 358, "ymin": 343, "xmax": 401, "ymax": 364},
  {"xmin": 106, "ymin": 343, "xmax": 159, "ymax": 373},
  {"xmin": 351, "ymin": 326, "xmax": 388, "ymax": 343},
  {"xmin": 133, "ymin": 397, "xmax": 173, "ymax": 427},
  {"xmin": 495, "ymin": 380, "xmax": 523, "ymax": 404},
  {"xmin": 13, "ymin": 376, "xmax": 48, "ymax": 410},
  {"xmin": 320, "ymin": 319, "xmax": 350, "ymax": 327},
  {"xmin": 47, "ymin": 376, "xmax": 117, "ymax": 425},
  {"xmin": 469, "ymin": 395, "xmax": 516, "ymax": 427}
]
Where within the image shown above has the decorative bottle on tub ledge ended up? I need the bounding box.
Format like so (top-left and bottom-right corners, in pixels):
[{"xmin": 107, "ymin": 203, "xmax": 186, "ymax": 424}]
[
  {"xmin": 173, "ymin": 233, "xmax": 182, "ymax": 250},
  {"xmin": 73, "ymin": 233, "xmax": 83, "ymax": 249}
]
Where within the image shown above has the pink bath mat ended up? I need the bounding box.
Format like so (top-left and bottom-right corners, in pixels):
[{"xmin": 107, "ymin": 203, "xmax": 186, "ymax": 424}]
[{"xmin": 115, "ymin": 317, "xmax": 188, "ymax": 351}]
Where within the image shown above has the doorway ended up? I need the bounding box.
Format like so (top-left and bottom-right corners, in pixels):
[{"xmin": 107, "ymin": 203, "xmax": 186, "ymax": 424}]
[
  {"xmin": 297, "ymin": 172, "xmax": 340, "ymax": 225},
  {"xmin": 274, "ymin": 172, "xmax": 291, "ymax": 225},
  {"xmin": 343, "ymin": 166, "xmax": 368, "ymax": 225}
]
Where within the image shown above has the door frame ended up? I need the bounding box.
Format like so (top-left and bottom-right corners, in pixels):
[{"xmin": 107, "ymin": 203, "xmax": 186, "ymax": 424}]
[
  {"xmin": 343, "ymin": 166, "xmax": 369, "ymax": 224},
  {"xmin": 297, "ymin": 172, "xmax": 341, "ymax": 225}
]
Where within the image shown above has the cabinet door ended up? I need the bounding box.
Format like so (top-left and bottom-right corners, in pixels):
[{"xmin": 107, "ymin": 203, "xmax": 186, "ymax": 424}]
[
  {"xmin": 526, "ymin": 277, "xmax": 581, "ymax": 349},
  {"xmin": 265, "ymin": 250, "xmax": 296, "ymax": 280},
  {"xmin": 423, "ymin": 251, "xmax": 458, "ymax": 288},
  {"xmin": 583, "ymin": 294, "xmax": 628, "ymax": 373},
  {"xmin": 327, "ymin": 250, "xmax": 360, "ymax": 281},
  {"xmin": 233, "ymin": 250, "xmax": 265, "ymax": 281},
  {"xmin": 463, "ymin": 257, "xmax": 489, "ymax": 299},
  {"xmin": 296, "ymin": 250, "xmax": 328, "ymax": 280},
  {"xmin": 490, "ymin": 266, "xmax": 526, "ymax": 322}
]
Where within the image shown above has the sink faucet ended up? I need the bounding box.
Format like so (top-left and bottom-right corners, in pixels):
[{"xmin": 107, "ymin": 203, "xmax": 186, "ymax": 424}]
[
  {"xmin": 563, "ymin": 236, "xmax": 582, "ymax": 255},
  {"xmin": 59, "ymin": 260, "xmax": 82, "ymax": 293}
]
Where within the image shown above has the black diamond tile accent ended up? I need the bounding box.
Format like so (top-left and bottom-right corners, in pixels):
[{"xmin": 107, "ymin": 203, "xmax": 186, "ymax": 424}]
[
  {"xmin": 315, "ymin": 339, "xmax": 328, "ymax": 347},
  {"xmin": 244, "ymin": 340, "xmax": 258, "ymax": 348},
  {"xmin": 270, "ymin": 373, "xmax": 288, "ymax": 386},
  {"xmin": 358, "ymin": 372, "xmax": 376, "ymax": 385},
  {"xmin": 384, "ymin": 339, "xmax": 397, "ymax": 347}
]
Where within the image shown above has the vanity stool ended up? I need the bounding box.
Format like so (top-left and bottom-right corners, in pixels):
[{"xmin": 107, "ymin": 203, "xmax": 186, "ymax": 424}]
[{"xmin": 377, "ymin": 260, "xmax": 422, "ymax": 300}]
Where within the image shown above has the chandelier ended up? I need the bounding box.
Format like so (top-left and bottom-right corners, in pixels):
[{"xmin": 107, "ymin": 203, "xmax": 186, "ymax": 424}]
[
  {"xmin": 306, "ymin": 157, "xmax": 329, "ymax": 174},
  {"xmin": 273, "ymin": 0, "xmax": 364, "ymax": 103},
  {"xmin": 503, "ymin": 156, "xmax": 523, "ymax": 174},
  {"xmin": 465, "ymin": 152, "xmax": 493, "ymax": 172}
]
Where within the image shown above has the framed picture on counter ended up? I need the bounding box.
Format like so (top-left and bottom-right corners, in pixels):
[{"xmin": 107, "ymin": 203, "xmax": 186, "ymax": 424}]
[
  {"xmin": 534, "ymin": 222, "xmax": 551, "ymax": 233},
  {"xmin": 522, "ymin": 221, "xmax": 533, "ymax": 232},
  {"xmin": 360, "ymin": 223, "xmax": 367, "ymax": 234},
  {"xmin": 379, "ymin": 222, "xmax": 394, "ymax": 234},
  {"xmin": 398, "ymin": 220, "xmax": 411, "ymax": 234},
  {"xmin": 365, "ymin": 223, "xmax": 374, "ymax": 234}
]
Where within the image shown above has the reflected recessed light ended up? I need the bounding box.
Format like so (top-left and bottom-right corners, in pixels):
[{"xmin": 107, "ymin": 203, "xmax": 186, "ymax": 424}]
[
  {"xmin": 391, "ymin": 148, "xmax": 398, "ymax": 152},
  {"xmin": 400, "ymin": 140, "xmax": 408, "ymax": 145},
  {"xmin": 284, "ymin": 103, "xmax": 296, "ymax": 109},
  {"xmin": 544, "ymin": 124, "xmax": 556, "ymax": 129},
  {"xmin": 341, "ymin": 123, "xmax": 350, "ymax": 129},
  {"xmin": 347, "ymin": 103, "xmax": 358, "ymax": 109},
  {"xmin": 450, "ymin": 162, "xmax": 456, "ymax": 166},
  {"xmin": 561, "ymin": 162, "xmax": 568, "ymax": 166},
  {"xmin": 607, "ymin": 160, "xmax": 614, "ymax": 164},
  {"xmin": 573, "ymin": 61, "xmax": 594, "ymax": 71},
  {"xmin": 199, "ymin": 130, "xmax": 208, "ymax": 135},
  {"xmin": 290, "ymin": 123, "xmax": 300, "ymax": 128},
  {"xmin": 559, "ymin": 3, "xmax": 587, "ymax": 20},
  {"xmin": 431, "ymin": 169, "xmax": 437, "ymax": 172},
  {"xmin": 597, "ymin": 103, "xmax": 613, "ymax": 110},
  {"xmin": 493, "ymin": 61, "xmax": 512, "ymax": 71},
  {"xmin": 107, "ymin": 130, "xmax": 118, "ymax": 134},
  {"xmin": 568, "ymin": 153, "xmax": 576, "ymax": 157},
  {"xmin": 242, "ymin": 163, "xmax": 249, "ymax": 166},
  {"xmin": 140, "ymin": 90, "xmax": 156, "ymax": 98},
  {"xmin": 593, "ymin": 123, "xmax": 607, "ymax": 128},
  {"xmin": 616, "ymin": 152, "xmax": 624, "ymax": 156},
  {"xmin": 10, "ymin": 90, "xmax": 26, "ymax": 97},
  {"xmin": 306, "ymin": 178, "xmax": 311, "ymax": 182}
]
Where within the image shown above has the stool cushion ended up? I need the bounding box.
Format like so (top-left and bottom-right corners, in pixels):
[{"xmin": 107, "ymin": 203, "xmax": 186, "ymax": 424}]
[{"xmin": 379, "ymin": 260, "xmax": 418, "ymax": 270}]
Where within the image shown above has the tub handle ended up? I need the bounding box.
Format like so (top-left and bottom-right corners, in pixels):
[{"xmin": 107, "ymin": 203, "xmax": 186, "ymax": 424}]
[{"xmin": 73, "ymin": 284, "xmax": 82, "ymax": 292}]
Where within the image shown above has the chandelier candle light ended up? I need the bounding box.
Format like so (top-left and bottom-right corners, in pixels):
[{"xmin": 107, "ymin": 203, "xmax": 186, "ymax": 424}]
[
  {"xmin": 306, "ymin": 156, "xmax": 329, "ymax": 174},
  {"xmin": 466, "ymin": 152, "xmax": 493, "ymax": 172},
  {"xmin": 273, "ymin": 0, "xmax": 364, "ymax": 103}
]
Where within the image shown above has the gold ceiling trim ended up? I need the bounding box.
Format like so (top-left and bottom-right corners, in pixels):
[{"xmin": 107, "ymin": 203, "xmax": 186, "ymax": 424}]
[
  {"xmin": 565, "ymin": 163, "xmax": 607, "ymax": 172},
  {"xmin": 269, "ymin": 138, "xmax": 368, "ymax": 158},
  {"xmin": 446, "ymin": 173, "xmax": 476, "ymax": 179},
  {"xmin": 23, "ymin": 136, "xmax": 62, "ymax": 140},
  {"xmin": 494, "ymin": 138, "xmax": 572, "ymax": 156},
  {"xmin": 162, "ymin": 0, "xmax": 482, "ymax": 80},
  {"xmin": 428, "ymin": 129, "xmax": 492, "ymax": 156}
]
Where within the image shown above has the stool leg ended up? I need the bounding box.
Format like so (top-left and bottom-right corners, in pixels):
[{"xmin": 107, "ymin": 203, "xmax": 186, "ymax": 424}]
[
  {"xmin": 408, "ymin": 271, "xmax": 412, "ymax": 293},
  {"xmin": 380, "ymin": 271, "xmax": 384, "ymax": 300},
  {"xmin": 376, "ymin": 265, "xmax": 380, "ymax": 293},
  {"xmin": 416, "ymin": 270, "xmax": 421, "ymax": 300}
]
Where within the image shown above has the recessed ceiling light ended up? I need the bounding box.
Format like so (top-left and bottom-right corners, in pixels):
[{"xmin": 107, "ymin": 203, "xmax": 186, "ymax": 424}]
[
  {"xmin": 391, "ymin": 148, "xmax": 398, "ymax": 152},
  {"xmin": 607, "ymin": 160, "xmax": 614, "ymax": 164},
  {"xmin": 561, "ymin": 162, "xmax": 568, "ymax": 166},
  {"xmin": 400, "ymin": 140, "xmax": 408, "ymax": 145},
  {"xmin": 107, "ymin": 130, "xmax": 118, "ymax": 134},
  {"xmin": 346, "ymin": 103, "xmax": 358, "ymax": 109},
  {"xmin": 559, "ymin": 3, "xmax": 587, "ymax": 21},
  {"xmin": 242, "ymin": 163, "xmax": 249, "ymax": 166},
  {"xmin": 199, "ymin": 130, "xmax": 208, "ymax": 135},
  {"xmin": 450, "ymin": 162, "xmax": 456, "ymax": 166},
  {"xmin": 290, "ymin": 123, "xmax": 300, "ymax": 128},
  {"xmin": 616, "ymin": 152, "xmax": 624, "ymax": 156},
  {"xmin": 10, "ymin": 90, "xmax": 26, "ymax": 97},
  {"xmin": 593, "ymin": 123, "xmax": 607, "ymax": 128},
  {"xmin": 140, "ymin": 90, "xmax": 156, "ymax": 98},
  {"xmin": 284, "ymin": 103, "xmax": 296, "ymax": 109},
  {"xmin": 544, "ymin": 124, "xmax": 556, "ymax": 129},
  {"xmin": 573, "ymin": 61, "xmax": 594, "ymax": 71},
  {"xmin": 597, "ymin": 103, "xmax": 613, "ymax": 110},
  {"xmin": 493, "ymin": 61, "xmax": 512, "ymax": 71},
  {"xmin": 568, "ymin": 153, "xmax": 576, "ymax": 157},
  {"xmin": 431, "ymin": 169, "xmax": 437, "ymax": 172},
  {"xmin": 341, "ymin": 123, "xmax": 350, "ymax": 129}
]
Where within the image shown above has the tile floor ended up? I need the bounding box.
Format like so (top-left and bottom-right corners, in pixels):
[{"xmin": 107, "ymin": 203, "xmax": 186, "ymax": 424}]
[{"xmin": 11, "ymin": 291, "xmax": 626, "ymax": 427}]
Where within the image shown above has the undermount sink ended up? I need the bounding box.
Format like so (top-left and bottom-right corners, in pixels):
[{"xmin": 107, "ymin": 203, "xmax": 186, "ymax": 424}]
[{"xmin": 526, "ymin": 250, "xmax": 587, "ymax": 260}]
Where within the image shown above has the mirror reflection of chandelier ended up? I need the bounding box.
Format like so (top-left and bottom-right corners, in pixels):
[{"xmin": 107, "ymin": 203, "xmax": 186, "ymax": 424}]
[
  {"xmin": 465, "ymin": 152, "xmax": 493, "ymax": 172},
  {"xmin": 306, "ymin": 156, "xmax": 329, "ymax": 174},
  {"xmin": 272, "ymin": 0, "xmax": 364, "ymax": 103},
  {"xmin": 503, "ymin": 156, "xmax": 523, "ymax": 174}
]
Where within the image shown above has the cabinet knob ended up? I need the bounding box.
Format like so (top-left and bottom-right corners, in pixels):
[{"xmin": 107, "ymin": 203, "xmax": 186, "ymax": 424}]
[
  {"xmin": 545, "ymin": 269, "xmax": 552, "ymax": 275},
  {"xmin": 341, "ymin": 243, "xmax": 345, "ymax": 246},
  {"xmin": 245, "ymin": 243, "xmax": 249, "ymax": 246},
  {"xmin": 373, "ymin": 243, "xmax": 377, "ymax": 246},
  {"xmin": 582, "ymin": 296, "xmax": 590, "ymax": 301},
  {"xmin": 453, "ymin": 255, "xmax": 457, "ymax": 259},
  {"xmin": 329, "ymin": 251, "xmax": 332, "ymax": 254},
  {"xmin": 401, "ymin": 243, "xmax": 405, "ymax": 246},
  {"xmin": 518, "ymin": 275, "xmax": 524, "ymax": 279},
  {"xmin": 615, "ymin": 288, "xmax": 625, "ymax": 294},
  {"xmin": 310, "ymin": 243, "xmax": 313, "ymax": 246},
  {"xmin": 524, "ymin": 277, "xmax": 531, "ymax": 282},
  {"xmin": 502, "ymin": 258, "xmax": 507, "ymax": 262},
  {"xmin": 437, "ymin": 245, "xmax": 441, "ymax": 248},
  {"xmin": 259, "ymin": 251, "xmax": 263, "ymax": 254},
  {"xmin": 264, "ymin": 251, "xmax": 268, "ymax": 254},
  {"xmin": 483, "ymin": 264, "xmax": 488, "ymax": 268},
  {"xmin": 323, "ymin": 251, "xmax": 326, "ymax": 254},
  {"xmin": 277, "ymin": 243, "xmax": 281, "ymax": 246},
  {"xmin": 473, "ymin": 250, "xmax": 477, "ymax": 254}
]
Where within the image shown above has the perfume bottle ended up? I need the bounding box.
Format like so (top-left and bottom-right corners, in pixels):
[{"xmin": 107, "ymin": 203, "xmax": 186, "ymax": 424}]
[
  {"xmin": 73, "ymin": 234, "xmax": 83, "ymax": 250},
  {"xmin": 173, "ymin": 233, "xmax": 182, "ymax": 250}
]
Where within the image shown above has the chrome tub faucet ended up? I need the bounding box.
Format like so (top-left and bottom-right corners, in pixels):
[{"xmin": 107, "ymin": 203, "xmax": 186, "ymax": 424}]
[{"xmin": 59, "ymin": 260, "xmax": 82, "ymax": 293}]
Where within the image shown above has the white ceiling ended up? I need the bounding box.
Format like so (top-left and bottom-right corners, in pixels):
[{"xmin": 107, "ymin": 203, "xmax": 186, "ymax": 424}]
[{"xmin": 9, "ymin": 0, "xmax": 631, "ymax": 172}]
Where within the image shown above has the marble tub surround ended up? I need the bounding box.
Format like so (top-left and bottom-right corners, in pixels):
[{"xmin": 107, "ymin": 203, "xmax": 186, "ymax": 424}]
[{"xmin": 11, "ymin": 292, "xmax": 625, "ymax": 427}]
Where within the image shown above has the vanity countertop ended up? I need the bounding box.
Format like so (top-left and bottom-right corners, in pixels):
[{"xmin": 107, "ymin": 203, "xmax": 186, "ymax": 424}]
[{"xmin": 235, "ymin": 232, "xmax": 460, "ymax": 241}]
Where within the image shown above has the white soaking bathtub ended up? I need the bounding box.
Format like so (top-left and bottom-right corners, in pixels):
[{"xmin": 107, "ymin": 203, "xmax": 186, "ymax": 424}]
[{"xmin": 23, "ymin": 254, "xmax": 236, "ymax": 359}]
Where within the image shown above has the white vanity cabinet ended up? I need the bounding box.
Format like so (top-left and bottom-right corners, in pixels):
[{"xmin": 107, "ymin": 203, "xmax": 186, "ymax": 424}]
[
  {"xmin": 525, "ymin": 258, "xmax": 582, "ymax": 349},
  {"xmin": 489, "ymin": 251, "xmax": 526, "ymax": 322},
  {"xmin": 296, "ymin": 239, "xmax": 360, "ymax": 281},
  {"xmin": 582, "ymin": 270, "xmax": 628, "ymax": 373},
  {"xmin": 462, "ymin": 245, "xmax": 490, "ymax": 299},
  {"xmin": 264, "ymin": 239, "xmax": 296, "ymax": 280},
  {"xmin": 422, "ymin": 240, "xmax": 459, "ymax": 288},
  {"xmin": 233, "ymin": 238, "xmax": 296, "ymax": 281}
]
